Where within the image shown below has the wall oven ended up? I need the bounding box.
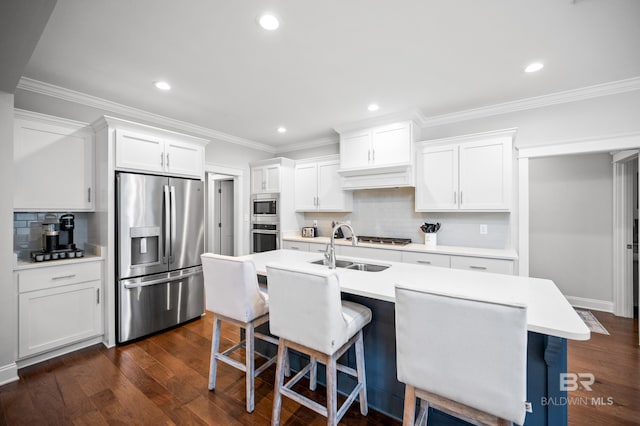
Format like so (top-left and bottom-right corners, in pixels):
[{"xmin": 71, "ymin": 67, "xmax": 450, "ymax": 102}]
[
  {"xmin": 252, "ymin": 193, "xmax": 278, "ymax": 218},
  {"xmin": 251, "ymin": 223, "xmax": 279, "ymax": 253}
]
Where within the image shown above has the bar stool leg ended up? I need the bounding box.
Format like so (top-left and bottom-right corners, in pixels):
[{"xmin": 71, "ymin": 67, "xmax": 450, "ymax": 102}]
[
  {"xmin": 326, "ymin": 355, "xmax": 338, "ymax": 426},
  {"xmin": 245, "ymin": 322, "xmax": 255, "ymax": 412},
  {"xmin": 309, "ymin": 356, "xmax": 317, "ymax": 391},
  {"xmin": 355, "ymin": 330, "xmax": 368, "ymax": 415},
  {"xmin": 209, "ymin": 316, "xmax": 221, "ymax": 390},
  {"xmin": 403, "ymin": 384, "xmax": 416, "ymax": 426},
  {"xmin": 271, "ymin": 340, "xmax": 287, "ymax": 426}
]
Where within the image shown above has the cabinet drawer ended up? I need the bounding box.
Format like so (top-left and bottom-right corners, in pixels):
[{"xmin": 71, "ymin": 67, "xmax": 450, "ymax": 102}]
[
  {"xmin": 18, "ymin": 261, "xmax": 102, "ymax": 293},
  {"xmin": 283, "ymin": 241, "xmax": 310, "ymax": 251},
  {"xmin": 401, "ymin": 251, "xmax": 450, "ymax": 268},
  {"xmin": 450, "ymin": 256, "xmax": 513, "ymax": 275},
  {"xmin": 307, "ymin": 242, "xmax": 328, "ymax": 254},
  {"xmin": 336, "ymin": 245, "xmax": 402, "ymax": 262}
]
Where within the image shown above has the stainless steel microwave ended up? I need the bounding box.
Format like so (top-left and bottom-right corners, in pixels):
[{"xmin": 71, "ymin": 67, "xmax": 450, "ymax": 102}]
[{"xmin": 252, "ymin": 193, "xmax": 278, "ymax": 218}]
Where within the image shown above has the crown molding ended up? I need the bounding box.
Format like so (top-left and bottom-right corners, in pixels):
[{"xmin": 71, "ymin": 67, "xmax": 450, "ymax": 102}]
[
  {"xmin": 16, "ymin": 77, "xmax": 276, "ymax": 153},
  {"xmin": 275, "ymin": 135, "xmax": 339, "ymax": 154},
  {"xmin": 518, "ymin": 131, "xmax": 640, "ymax": 159},
  {"xmin": 423, "ymin": 76, "xmax": 640, "ymax": 128},
  {"xmin": 333, "ymin": 109, "xmax": 426, "ymax": 134}
]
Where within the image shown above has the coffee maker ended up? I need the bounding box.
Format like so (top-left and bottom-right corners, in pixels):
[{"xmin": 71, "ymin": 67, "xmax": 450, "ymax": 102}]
[{"xmin": 57, "ymin": 214, "xmax": 76, "ymax": 250}]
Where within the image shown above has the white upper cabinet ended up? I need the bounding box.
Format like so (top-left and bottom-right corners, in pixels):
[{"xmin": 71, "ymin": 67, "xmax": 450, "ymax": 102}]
[
  {"xmin": 294, "ymin": 157, "xmax": 352, "ymax": 212},
  {"xmin": 14, "ymin": 110, "xmax": 95, "ymax": 212},
  {"xmin": 337, "ymin": 120, "xmax": 417, "ymax": 189},
  {"xmin": 415, "ymin": 129, "xmax": 515, "ymax": 212},
  {"xmin": 115, "ymin": 129, "xmax": 204, "ymax": 178},
  {"xmin": 339, "ymin": 121, "xmax": 414, "ymax": 170},
  {"xmin": 252, "ymin": 163, "xmax": 281, "ymax": 193}
]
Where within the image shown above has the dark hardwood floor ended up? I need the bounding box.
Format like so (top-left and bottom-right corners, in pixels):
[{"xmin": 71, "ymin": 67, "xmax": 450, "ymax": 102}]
[
  {"xmin": 567, "ymin": 311, "xmax": 640, "ymax": 426},
  {"xmin": 0, "ymin": 310, "xmax": 637, "ymax": 425},
  {"xmin": 0, "ymin": 312, "xmax": 396, "ymax": 426}
]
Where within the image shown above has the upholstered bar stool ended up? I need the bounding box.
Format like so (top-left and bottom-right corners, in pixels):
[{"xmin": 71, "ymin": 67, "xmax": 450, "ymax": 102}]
[
  {"xmin": 395, "ymin": 284, "xmax": 528, "ymax": 426},
  {"xmin": 266, "ymin": 263, "xmax": 371, "ymax": 426},
  {"xmin": 201, "ymin": 253, "xmax": 280, "ymax": 413}
]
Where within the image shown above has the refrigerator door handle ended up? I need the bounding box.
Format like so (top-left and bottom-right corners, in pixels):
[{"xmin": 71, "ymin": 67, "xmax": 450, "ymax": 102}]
[
  {"xmin": 122, "ymin": 269, "xmax": 201, "ymax": 289},
  {"xmin": 170, "ymin": 185, "xmax": 176, "ymax": 262},
  {"xmin": 163, "ymin": 184, "xmax": 170, "ymax": 264}
]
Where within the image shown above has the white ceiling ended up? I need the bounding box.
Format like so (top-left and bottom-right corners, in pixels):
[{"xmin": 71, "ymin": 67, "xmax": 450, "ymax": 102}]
[{"xmin": 21, "ymin": 0, "xmax": 640, "ymax": 150}]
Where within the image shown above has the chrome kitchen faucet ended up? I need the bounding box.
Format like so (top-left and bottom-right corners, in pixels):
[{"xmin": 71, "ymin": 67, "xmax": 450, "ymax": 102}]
[{"xmin": 325, "ymin": 223, "xmax": 358, "ymax": 269}]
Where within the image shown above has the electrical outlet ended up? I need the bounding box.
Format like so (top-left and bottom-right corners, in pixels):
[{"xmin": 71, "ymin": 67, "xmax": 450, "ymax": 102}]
[
  {"xmin": 313, "ymin": 220, "xmax": 318, "ymax": 227},
  {"xmin": 480, "ymin": 224, "xmax": 488, "ymax": 235}
]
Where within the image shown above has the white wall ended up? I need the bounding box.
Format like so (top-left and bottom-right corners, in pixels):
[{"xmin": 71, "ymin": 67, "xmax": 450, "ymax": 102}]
[
  {"xmin": 0, "ymin": 92, "xmax": 17, "ymax": 384},
  {"xmin": 529, "ymin": 153, "xmax": 613, "ymax": 306}
]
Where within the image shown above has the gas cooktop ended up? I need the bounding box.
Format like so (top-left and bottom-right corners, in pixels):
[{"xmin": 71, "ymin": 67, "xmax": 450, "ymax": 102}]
[{"xmin": 346, "ymin": 236, "xmax": 412, "ymax": 246}]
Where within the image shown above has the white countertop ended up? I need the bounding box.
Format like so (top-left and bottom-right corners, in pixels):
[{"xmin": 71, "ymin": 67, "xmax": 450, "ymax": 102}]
[
  {"xmin": 14, "ymin": 254, "xmax": 104, "ymax": 271},
  {"xmin": 283, "ymin": 236, "xmax": 518, "ymax": 260},
  {"xmin": 243, "ymin": 249, "xmax": 589, "ymax": 341}
]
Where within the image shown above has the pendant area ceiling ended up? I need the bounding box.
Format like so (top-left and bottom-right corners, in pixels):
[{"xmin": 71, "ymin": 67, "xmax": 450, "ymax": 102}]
[{"xmin": 21, "ymin": 0, "xmax": 640, "ymax": 149}]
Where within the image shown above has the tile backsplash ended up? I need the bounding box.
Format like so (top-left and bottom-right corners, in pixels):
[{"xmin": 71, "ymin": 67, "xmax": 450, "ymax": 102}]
[
  {"xmin": 14, "ymin": 212, "xmax": 89, "ymax": 260},
  {"xmin": 302, "ymin": 187, "xmax": 511, "ymax": 249}
]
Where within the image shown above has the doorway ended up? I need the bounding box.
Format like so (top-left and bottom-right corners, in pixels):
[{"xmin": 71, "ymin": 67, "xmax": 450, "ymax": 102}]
[{"xmin": 206, "ymin": 168, "xmax": 244, "ymax": 256}]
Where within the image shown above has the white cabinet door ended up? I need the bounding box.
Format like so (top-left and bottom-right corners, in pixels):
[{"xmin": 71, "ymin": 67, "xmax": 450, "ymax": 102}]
[
  {"xmin": 308, "ymin": 242, "xmax": 328, "ymax": 254},
  {"xmin": 340, "ymin": 129, "xmax": 371, "ymax": 169},
  {"xmin": 252, "ymin": 165, "xmax": 281, "ymax": 193},
  {"xmin": 458, "ymin": 138, "xmax": 510, "ymax": 210},
  {"xmin": 14, "ymin": 117, "xmax": 94, "ymax": 211},
  {"xmin": 265, "ymin": 165, "xmax": 281, "ymax": 192},
  {"xmin": 251, "ymin": 167, "xmax": 266, "ymax": 193},
  {"xmin": 371, "ymin": 122, "xmax": 412, "ymax": 166},
  {"xmin": 19, "ymin": 279, "xmax": 103, "ymax": 358},
  {"xmin": 415, "ymin": 145, "xmax": 458, "ymax": 210},
  {"xmin": 294, "ymin": 163, "xmax": 318, "ymax": 211},
  {"xmin": 165, "ymin": 139, "xmax": 204, "ymax": 178},
  {"xmin": 317, "ymin": 160, "xmax": 351, "ymax": 211},
  {"xmin": 115, "ymin": 129, "xmax": 165, "ymax": 174}
]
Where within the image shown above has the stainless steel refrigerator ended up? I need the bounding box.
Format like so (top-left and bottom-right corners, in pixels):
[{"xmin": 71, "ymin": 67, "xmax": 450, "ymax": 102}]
[{"xmin": 116, "ymin": 172, "xmax": 205, "ymax": 343}]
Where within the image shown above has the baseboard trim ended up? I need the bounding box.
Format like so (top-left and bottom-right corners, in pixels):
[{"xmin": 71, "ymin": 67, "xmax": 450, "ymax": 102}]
[
  {"xmin": 566, "ymin": 296, "xmax": 614, "ymax": 313},
  {"xmin": 0, "ymin": 362, "xmax": 19, "ymax": 386}
]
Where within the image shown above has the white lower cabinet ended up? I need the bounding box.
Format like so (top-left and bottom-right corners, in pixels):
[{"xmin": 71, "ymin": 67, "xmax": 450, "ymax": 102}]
[
  {"xmin": 449, "ymin": 256, "xmax": 514, "ymax": 275},
  {"xmin": 17, "ymin": 261, "xmax": 103, "ymax": 358},
  {"xmin": 401, "ymin": 251, "xmax": 451, "ymax": 268},
  {"xmin": 307, "ymin": 242, "xmax": 328, "ymax": 254}
]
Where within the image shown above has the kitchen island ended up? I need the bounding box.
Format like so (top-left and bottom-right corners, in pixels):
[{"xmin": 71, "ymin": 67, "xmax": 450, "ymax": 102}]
[{"xmin": 243, "ymin": 249, "xmax": 590, "ymax": 425}]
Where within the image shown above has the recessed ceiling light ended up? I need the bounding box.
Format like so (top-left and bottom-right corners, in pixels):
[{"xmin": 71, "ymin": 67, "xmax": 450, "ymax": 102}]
[
  {"xmin": 277, "ymin": 127, "xmax": 287, "ymax": 133},
  {"xmin": 153, "ymin": 81, "xmax": 171, "ymax": 91},
  {"xmin": 367, "ymin": 104, "xmax": 380, "ymax": 112},
  {"xmin": 525, "ymin": 62, "xmax": 544, "ymax": 73},
  {"xmin": 258, "ymin": 14, "xmax": 279, "ymax": 30}
]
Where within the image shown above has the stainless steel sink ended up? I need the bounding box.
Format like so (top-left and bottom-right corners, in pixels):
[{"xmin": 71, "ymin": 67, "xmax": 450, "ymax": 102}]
[
  {"xmin": 345, "ymin": 262, "xmax": 389, "ymax": 272},
  {"xmin": 310, "ymin": 259, "xmax": 354, "ymax": 268},
  {"xmin": 310, "ymin": 259, "xmax": 389, "ymax": 272}
]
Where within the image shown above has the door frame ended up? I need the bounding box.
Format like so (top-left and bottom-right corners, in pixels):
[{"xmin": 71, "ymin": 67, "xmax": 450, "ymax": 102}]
[
  {"xmin": 205, "ymin": 164, "xmax": 244, "ymax": 256},
  {"xmin": 518, "ymin": 131, "xmax": 640, "ymax": 317}
]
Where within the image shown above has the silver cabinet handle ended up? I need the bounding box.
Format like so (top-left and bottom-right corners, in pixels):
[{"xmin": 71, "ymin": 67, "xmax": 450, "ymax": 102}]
[
  {"xmin": 161, "ymin": 153, "xmax": 164, "ymax": 167},
  {"xmin": 368, "ymin": 149, "xmax": 371, "ymax": 162},
  {"xmin": 460, "ymin": 191, "xmax": 463, "ymax": 205},
  {"xmin": 87, "ymin": 187, "xmax": 91, "ymax": 203},
  {"xmin": 52, "ymin": 274, "xmax": 76, "ymax": 281},
  {"xmin": 372, "ymin": 148, "xmax": 375, "ymax": 162},
  {"xmin": 417, "ymin": 260, "xmax": 432, "ymax": 264},
  {"xmin": 290, "ymin": 247, "xmax": 300, "ymax": 250},
  {"xmin": 316, "ymin": 196, "xmax": 319, "ymax": 207},
  {"xmin": 166, "ymin": 153, "xmax": 170, "ymax": 168},
  {"xmin": 469, "ymin": 265, "xmax": 487, "ymax": 270},
  {"xmin": 96, "ymin": 288, "xmax": 100, "ymax": 304},
  {"xmin": 454, "ymin": 191, "xmax": 457, "ymax": 204}
]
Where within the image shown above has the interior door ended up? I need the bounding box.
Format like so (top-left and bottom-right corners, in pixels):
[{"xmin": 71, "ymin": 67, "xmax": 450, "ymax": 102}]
[
  {"xmin": 169, "ymin": 177, "xmax": 204, "ymax": 270},
  {"xmin": 219, "ymin": 180, "xmax": 235, "ymax": 256},
  {"xmin": 116, "ymin": 172, "xmax": 168, "ymax": 279}
]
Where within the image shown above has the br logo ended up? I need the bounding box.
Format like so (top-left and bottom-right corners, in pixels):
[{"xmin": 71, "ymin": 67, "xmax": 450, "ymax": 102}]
[{"xmin": 560, "ymin": 373, "xmax": 595, "ymax": 391}]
